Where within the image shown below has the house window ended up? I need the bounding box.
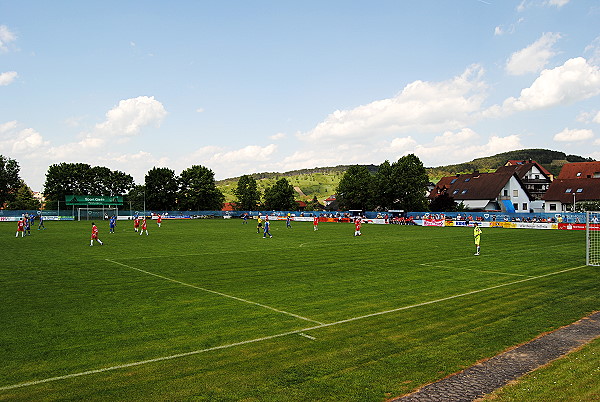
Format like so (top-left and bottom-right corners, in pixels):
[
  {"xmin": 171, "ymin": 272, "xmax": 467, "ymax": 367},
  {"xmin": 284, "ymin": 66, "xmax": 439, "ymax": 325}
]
[
  {"xmin": 464, "ymin": 178, "xmax": 470, "ymax": 182},
  {"xmin": 565, "ymin": 188, "xmax": 572, "ymax": 193},
  {"xmin": 549, "ymin": 204, "xmax": 557, "ymax": 211},
  {"xmin": 577, "ymin": 172, "xmax": 582, "ymax": 177},
  {"xmin": 522, "ymin": 203, "xmax": 527, "ymax": 211},
  {"xmin": 453, "ymin": 190, "xmax": 459, "ymax": 195},
  {"xmin": 450, "ymin": 179, "xmax": 457, "ymax": 184},
  {"xmin": 513, "ymin": 203, "xmax": 518, "ymax": 210},
  {"xmin": 503, "ymin": 190, "xmax": 508, "ymax": 197},
  {"xmin": 576, "ymin": 188, "xmax": 583, "ymax": 193},
  {"xmin": 513, "ymin": 190, "xmax": 518, "ymax": 197},
  {"xmin": 535, "ymin": 174, "xmax": 539, "ymax": 179},
  {"xmin": 461, "ymin": 189, "xmax": 468, "ymax": 194}
]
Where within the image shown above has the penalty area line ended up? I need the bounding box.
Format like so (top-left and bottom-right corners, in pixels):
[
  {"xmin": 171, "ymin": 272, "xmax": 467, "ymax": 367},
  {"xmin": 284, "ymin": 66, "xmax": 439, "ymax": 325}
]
[
  {"xmin": 1, "ymin": 264, "xmax": 588, "ymax": 392},
  {"xmin": 104, "ymin": 259, "xmax": 323, "ymax": 325}
]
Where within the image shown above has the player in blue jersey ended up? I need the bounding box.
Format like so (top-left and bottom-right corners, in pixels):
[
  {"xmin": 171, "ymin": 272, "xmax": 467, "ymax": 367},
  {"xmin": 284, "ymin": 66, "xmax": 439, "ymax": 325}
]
[
  {"xmin": 286, "ymin": 214, "xmax": 292, "ymax": 229},
  {"xmin": 38, "ymin": 214, "xmax": 45, "ymax": 229},
  {"xmin": 109, "ymin": 215, "xmax": 116, "ymax": 233},
  {"xmin": 263, "ymin": 217, "xmax": 273, "ymax": 238}
]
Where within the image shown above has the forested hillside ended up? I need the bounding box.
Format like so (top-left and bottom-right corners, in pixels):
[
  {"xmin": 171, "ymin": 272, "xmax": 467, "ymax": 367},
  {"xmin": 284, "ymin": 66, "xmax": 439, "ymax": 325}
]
[{"xmin": 216, "ymin": 149, "xmax": 593, "ymax": 203}]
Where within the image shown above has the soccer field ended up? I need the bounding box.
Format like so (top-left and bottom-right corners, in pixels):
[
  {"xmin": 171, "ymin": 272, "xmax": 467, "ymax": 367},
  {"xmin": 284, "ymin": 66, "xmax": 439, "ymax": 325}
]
[{"xmin": 0, "ymin": 219, "xmax": 598, "ymax": 401}]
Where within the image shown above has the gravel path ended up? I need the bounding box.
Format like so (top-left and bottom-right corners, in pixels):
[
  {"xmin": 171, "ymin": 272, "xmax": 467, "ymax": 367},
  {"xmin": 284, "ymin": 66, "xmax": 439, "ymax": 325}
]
[{"xmin": 394, "ymin": 311, "xmax": 600, "ymax": 402}]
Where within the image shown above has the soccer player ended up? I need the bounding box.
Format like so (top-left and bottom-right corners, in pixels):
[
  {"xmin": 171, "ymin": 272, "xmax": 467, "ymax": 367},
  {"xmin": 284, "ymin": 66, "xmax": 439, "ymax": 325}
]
[
  {"xmin": 140, "ymin": 218, "xmax": 148, "ymax": 236},
  {"xmin": 38, "ymin": 214, "xmax": 45, "ymax": 230},
  {"xmin": 286, "ymin": 214, "xmax": 292, "ymax": 229},
  {"xmin": 157, "ymin": 215, "xmax": 162, "ymax": 227},
  {"xmin": 354, "ymin": 217, "xmax": 362, "ymax": 236},
  {"xmin": 109, "ymin": 215, "xmax": 116, "ymax": 233},
  {"xmin": 263, "ymin": 217, "xmax": 273, "ymax": 238},
  {"xmin": 24, "ymin": 216, "xmax": 31, "ymax": 236},
  {"xmin": 242, "ymin": 213, "xmax": 248, "ymax": 224},
  {"xmin": 257, "ymin": 217, "xmax": 263, "ymax": 234},
  {"xmin": 313, "ymin": 215, "xmax": 319, "ymax": 231},
  {"xmin": 90, "ymin": 222, "xmax": 103, "ymax": 246},
  {"xmin": 474, "ymin": 223, "xmax": 482, "ymax": 255},
  {"xmin": 16, "ymin": 218, "xmax": 25, "ymax": 237},
  {"xmin": 134, "ymin": 217, "xmax": 140, "ymax": 232}
]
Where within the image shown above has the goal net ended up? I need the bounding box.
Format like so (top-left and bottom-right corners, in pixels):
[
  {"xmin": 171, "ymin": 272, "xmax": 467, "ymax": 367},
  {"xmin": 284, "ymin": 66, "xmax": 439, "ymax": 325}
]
[
  {"xmin": 78, "ymin": 207, "xmax": 118, "ymax": 221},
  {"xmin": 586, "ymin": 211, "xmax": 600, "ymax": 266}
]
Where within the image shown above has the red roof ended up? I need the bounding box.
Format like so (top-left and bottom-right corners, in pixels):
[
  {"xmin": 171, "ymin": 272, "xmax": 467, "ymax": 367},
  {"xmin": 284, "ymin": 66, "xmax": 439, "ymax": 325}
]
[
  {"xmin": 325, "ymin": 195, "xmax": 336, "ymax": 201},
  {"xmin": 543, "ymin": 178, "xmax": 600, "ymax": 203},
  {"xmin": 430, "ymin": 171, "xmax": 528, "ymax": 201},
  {"xmin": 221, "ymin": 202, "xmax": 235, "ymax": 211},
  {"xmin": 557, "ymin": 162, "xmax": 600, "ymax": 179},
  {"xmin": 497, "ymin": 160, "xmax": 551, "ymax": 180}
]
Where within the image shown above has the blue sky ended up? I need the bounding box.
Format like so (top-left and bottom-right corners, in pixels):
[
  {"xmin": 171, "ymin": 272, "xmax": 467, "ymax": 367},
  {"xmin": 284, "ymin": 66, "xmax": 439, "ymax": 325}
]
[{"xmin": 1, "ymin": 0, "xmax": 599, "ymax": 192}]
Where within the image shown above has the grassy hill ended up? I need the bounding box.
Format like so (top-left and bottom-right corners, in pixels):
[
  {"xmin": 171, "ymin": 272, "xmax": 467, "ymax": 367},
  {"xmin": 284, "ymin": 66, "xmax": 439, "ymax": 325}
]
[{"xmin": 216, "ymin": 149, "xmax": 593, "ymax": 203}]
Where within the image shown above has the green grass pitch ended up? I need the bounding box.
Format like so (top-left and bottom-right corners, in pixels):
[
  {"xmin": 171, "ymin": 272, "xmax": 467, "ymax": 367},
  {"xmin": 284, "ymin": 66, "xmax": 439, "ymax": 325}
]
[{"xmin": 0, "ymin": 218, "xmax": 598, "ymax": 400}]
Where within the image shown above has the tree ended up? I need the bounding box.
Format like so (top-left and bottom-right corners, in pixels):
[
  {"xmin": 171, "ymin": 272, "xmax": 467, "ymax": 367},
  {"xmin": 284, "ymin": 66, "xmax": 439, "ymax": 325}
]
[
  {"xmin": 0, "ymin": 155, "xmax": 23, "ymax": 207},
  {"xmin": 43, "ymin": 163, "xmax": 134, "ymax": 209},
  {"xmin": 372, "ymin": 160, "xmax": 395, "ymax": 211},
  {"xmin": 336, "ymin": 165, "xmax": 373, "ymax": 211},
  {"xmin": 124, "ymin": 184, "xmax": 146, "ymax": 212},
  {"xmin": 178, "ymin": 165, "xmax": 224, "ymax": 211},
  {"xmin": 391, "ymin": 154, "xmax": 429, "ymax": 212},
  {"xmin": 233, "ymin": 175, "xmax": 261, "ymax": 211},
  {"xmin": 7, "ymin": 181, "xmax": 41, "ymax": 210},
  {"xmin": 263, "ymin": 178, "xmax": 296, "ymax": 211},
  {"xmin": 145, "ymin": 167, "xmax": 178, "ymax": 211},
  {"xmin": 304, "ymin": 195, "xmax": 324, "ymax": 211},
  {"xmin": 429, "ymin": 192, "xmax": 457, "ymax": 212}
]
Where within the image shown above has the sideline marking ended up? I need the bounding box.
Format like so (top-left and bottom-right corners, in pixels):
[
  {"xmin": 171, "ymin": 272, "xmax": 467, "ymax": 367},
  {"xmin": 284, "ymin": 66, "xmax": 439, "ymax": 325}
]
[
  {"xmin": 1, "ymin": 264, "xmax": 588, "ymax": 392},
  {"xmin": 299, "ymin": 333, "xmax": 316, "ymax": 340},
  {"xmin": 420, "ymin": 263, "xmax": 535, "ymax": 278},
  {"xmin": 105, "ymin": 259, "xmax": 323, "ymax": 325}
]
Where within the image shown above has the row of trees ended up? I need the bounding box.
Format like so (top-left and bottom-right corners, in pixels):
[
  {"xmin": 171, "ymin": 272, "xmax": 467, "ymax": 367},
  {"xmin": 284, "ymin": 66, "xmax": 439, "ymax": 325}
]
[
  {"xmin": 0, "ymin": 155, "xmax": 41, "ymax": 210},
  {"xmin": 2, "ymin": 152, "xmax": 434, "ymax": 213},
  {"xmin": 336, "ymin": 154, "xmax": 430, "ymax": 212}
]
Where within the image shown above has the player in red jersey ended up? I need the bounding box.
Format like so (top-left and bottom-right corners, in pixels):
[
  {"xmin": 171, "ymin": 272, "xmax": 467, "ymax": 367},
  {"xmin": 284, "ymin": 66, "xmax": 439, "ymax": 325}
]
[
  {"xmin": 313, "ymin": 215, "xmax": 319, "ymax": 231},
  {"xmin": 90, "ymin": 222, "xmax": 103, "ymax": 246},
  {"xmin": 15, "ymin": 218, "xmax": 25, "ymax": 237},
  {"xmin": 134, "ymin": 217, "xmax": 140, "ymax": 232},
  {"xmin": 157, "ymin": 215, "xmax": 162, "ymax": 227},
  {"xmin": 354, "ymin": 218, "xmax": 362, "ymax": 236},
  {"xmin": 139, "ymin": 218, "xmax": 148, "ymax": 235}
]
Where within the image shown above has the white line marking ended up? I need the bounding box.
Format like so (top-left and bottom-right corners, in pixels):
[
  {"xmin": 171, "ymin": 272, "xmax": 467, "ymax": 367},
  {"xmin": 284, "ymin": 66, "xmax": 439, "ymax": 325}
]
[
  {"xmin": 298, "ymin": 333, "xmax": 316, "ymax": 340},
  {"xmin": 420, "ymin": 263, "xmax": 535, "ymax": 278},
  {"xmin": 105, "ymin": 259, "xmax": 323, "ymax": 325},
  {"xmin": 0, "ymin": 264, "xmax": 588, "ymax": 392}
]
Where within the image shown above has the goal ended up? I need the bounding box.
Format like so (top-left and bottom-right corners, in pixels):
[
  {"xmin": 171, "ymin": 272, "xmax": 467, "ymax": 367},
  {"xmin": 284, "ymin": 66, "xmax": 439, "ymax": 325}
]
[
  {"xmin": 78, "ymin": 206, "xmax": 118, "ymax": 221},
  {"xmin": 586, "ymin": 211, "xmax": 600, "ymax": 266}
]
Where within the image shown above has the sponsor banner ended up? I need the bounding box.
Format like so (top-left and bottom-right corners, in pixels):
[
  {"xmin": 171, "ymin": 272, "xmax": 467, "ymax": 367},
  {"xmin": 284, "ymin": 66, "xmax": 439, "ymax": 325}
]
[
  {"xmin": 369, "ymin": 219, "xmax": 387, "ymax": 225},
  {"xmin": 558, "ymin": 223, "xmax": 586, "ymax": 231},
  {"xmin": 514, "ymin": 222, "xmax": 556, "ymax": 230},
  {"xmin": 423, "ymin": 219, "xmax": 444, "ymax": 227},
  {"xmin": 0, "ymin": 216, "xmax": 72, "ymax": 222}
]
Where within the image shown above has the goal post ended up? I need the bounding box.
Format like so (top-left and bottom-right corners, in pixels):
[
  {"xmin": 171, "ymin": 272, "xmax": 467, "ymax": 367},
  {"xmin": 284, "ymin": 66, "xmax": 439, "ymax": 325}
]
[
  {"xmin": 586, "ymin": 212, "xmax": 600, "ymax": 266},
  {"xmin": 78, "ymin": 206, "xmax": 118, "ymax": 221}
]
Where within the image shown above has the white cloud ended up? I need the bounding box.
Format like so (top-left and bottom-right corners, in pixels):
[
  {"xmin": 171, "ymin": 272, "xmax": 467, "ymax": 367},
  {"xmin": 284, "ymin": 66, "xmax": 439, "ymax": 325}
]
[
  {"xmin": 0, "ymin": 71, "xmax": 18, "ymax": 86},
  {"xmin": 270, "ymin": 132, "xmax": 286, "ymax": 140},
  {"xmin": 298, "ymin": 65, "xmax": 487, "ymax": 143},
  {"xmin": 506, "ymin": 32, "xmax": 561, "ymax": 75},
  {"xmin": 415, "ymin": 134, "xmax": 522, "ymax": 167},
  {"xmin": 0, "ymin": 120, "xmax": 18, "ymax": 133},
  {"xmin": 95, "ymin": 96, "xmax": 167, "ymax": 137},
  {"xmin": 584, "ymin": 36, "xmax": 600, "ymax": 67},
  {"xmin": 389, "ymin": 136, "xmax": 417, "ymax": 152},
  {"xmin": 553, "ymin": 128, "xmax": 594, "ymax": 142},
  {"xmin": 0, "ymin": 25, "xmax": 16, "ymax": 52},
  {"xmin": 0, "ymin": 124, "xmax": 49, "ymax": 154},
  {"xmin": 196, "ymin": 107, "xmax": 204, "ymax": 113},
  {"xmin": 491, "ymin": 57, "xmax": 600, "ymax": 115},
  {"xmin": 595, "ymin": 111, "xmax": 600, "ymax": 124},
  {"xmin": 545, "ymin": 0, "xmax": 570, "ymax": 7}
]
